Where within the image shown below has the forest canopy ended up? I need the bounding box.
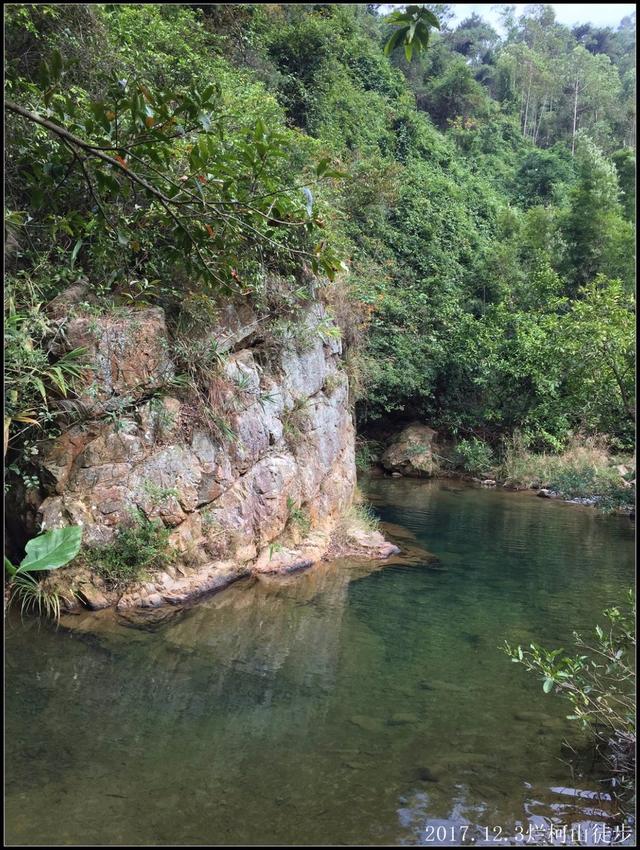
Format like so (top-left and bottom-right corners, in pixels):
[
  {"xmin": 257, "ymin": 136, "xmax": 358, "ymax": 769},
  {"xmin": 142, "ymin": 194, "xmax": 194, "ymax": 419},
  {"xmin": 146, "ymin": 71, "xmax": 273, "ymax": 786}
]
[{"xmin": 4, "ymin": 3, "xmax": 636, "ymax": 479}]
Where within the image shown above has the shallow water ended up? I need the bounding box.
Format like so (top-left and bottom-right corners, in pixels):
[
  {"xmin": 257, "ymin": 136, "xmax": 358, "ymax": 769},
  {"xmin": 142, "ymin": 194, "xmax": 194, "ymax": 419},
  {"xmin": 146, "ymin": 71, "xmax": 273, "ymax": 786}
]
[{"xmin": 5, "ymin": 479, "xmax": 635, "ymax": 846}]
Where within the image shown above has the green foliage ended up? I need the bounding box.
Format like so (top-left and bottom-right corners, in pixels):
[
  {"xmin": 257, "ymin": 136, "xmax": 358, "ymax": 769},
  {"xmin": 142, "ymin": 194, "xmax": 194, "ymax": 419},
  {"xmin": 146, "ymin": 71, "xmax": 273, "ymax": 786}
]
[
  {"xmin": 286, "ymin": 496, "xmax": 311, "ymax": 536},
  {"xmin": 282, "ymin": 396, "xmax": 310, "ymax": 445},
  {"xmin": 611, "ymin": 147, "xmax": 636, "ymax": 221},
  {"xmin": 454, "ymin": 438, "xmax": 494, "ymax": 475},
  {"xmin": 5, "ymin": 525, "xmax": 83, "ymax": 624},
  {"xmin": 5, "ymin": 3, "xmax": 344, "ymax": 314},
  {"xmin": 555, "ymin": 276, "xmax": 635, "ymax": 444},
  {"xmin": 5, "ymin": 526, "xmax": 83, "ymax": 577},
  {"xmin": 355, "ymin": 438, "xmax": 383, "ymax": 471},
  {"xmin": 87, "ymin": 511, "xmax": 174, "ymax": 588},
  {"xmin": 504, "ymin": 590, "xmax": 635, "ymax": 801},
  {"xmin": 142, "ymin": 481, "xmax": 179, "ymax": 506},
  {"xmin": 498, "ymin": 433, "xmax": 635, "ymax": 511},
  {"xmin": 513, "ymin": 147, "xmax": 574, "ymax": 207},
  {"xmin": 3, "ymin": 2, "xmax": 636, "ymax": 474},
  {"xmin": 548, "ymin": 465, "xmax": 635, "ymax": 511},
  {"xmin": 383, "ymin": 6, "xmax": 440, "ymax": 62},
  {"xmin": 4, "ymin": 273, "xmax": 88, "ymax": 468},
  {"xmin": 8, "ymin": 573, "xmax": 64, "ymax": 623},
  {"xmin": 345, "ymin": 501, "xmax": 380, "ymax": 534},
  {"xmin": 561, "ymin": 137, "xmax": 633, "ymax": 291}
]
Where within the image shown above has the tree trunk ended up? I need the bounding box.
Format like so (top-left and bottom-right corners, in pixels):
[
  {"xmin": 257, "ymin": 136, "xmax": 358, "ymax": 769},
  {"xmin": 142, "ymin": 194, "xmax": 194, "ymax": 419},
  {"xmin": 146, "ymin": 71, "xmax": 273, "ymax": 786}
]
[
  {"xmin": 534, "ymin": 96, "xmax": 546, "ymax": 145},
  {"xmin": 523, "ymin": 64, "xmax": 533, "ymax": 137},
  {"xmin": 571, "ymin": 75, "xmax": 579, "ymax": 155}
]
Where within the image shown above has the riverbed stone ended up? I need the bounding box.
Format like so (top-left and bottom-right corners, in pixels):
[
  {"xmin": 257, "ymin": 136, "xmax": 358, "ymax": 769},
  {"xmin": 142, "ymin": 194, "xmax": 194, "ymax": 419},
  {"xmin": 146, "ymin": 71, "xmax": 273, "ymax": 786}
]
[
  {"xmin": 416, "ymin": 767, "xmax": 439, "ymax": 782},
  {"xmin": 350, "ymin": 715, "xmax": 385, "ymax": 733},
  {"xmin": 387, "ymin": 712, "xmax": 419, "ymax": 726}
]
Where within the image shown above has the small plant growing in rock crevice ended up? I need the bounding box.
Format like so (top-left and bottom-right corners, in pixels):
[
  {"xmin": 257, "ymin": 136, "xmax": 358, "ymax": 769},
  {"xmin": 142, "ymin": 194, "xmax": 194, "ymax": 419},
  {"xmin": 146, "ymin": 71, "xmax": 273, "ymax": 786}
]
[
  {"xmin": 282, "ymin": 395, "xmax": 311, "ymax": 446},
  {"xmin": 286, "ymin": 496, "xmax": 311, "ymax": 536},
  {"xmin": 86, "ymin": 510, "xmax": 174, "ymax": 589},
  {"xmin": 142, "ymin": 481, "xmax": 179, "ymax": 506},
  {"xmin": 200, "ymin": 508, "xmax": 229, "ymax": 558},
  {"xmin": 322, "ymin": 371, "xmax": 344, "ymax": 397},
  {"xmin": 345, "ymin": 502, "xmax": 380, "ymax": 533}
]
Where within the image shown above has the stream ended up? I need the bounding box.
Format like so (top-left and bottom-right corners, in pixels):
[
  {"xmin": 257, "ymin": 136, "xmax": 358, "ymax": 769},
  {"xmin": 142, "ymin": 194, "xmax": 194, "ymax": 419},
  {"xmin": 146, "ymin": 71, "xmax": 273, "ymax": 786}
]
[{"xmin": 5, "ymin": 478, "xmax": 635, "ymax": 845}]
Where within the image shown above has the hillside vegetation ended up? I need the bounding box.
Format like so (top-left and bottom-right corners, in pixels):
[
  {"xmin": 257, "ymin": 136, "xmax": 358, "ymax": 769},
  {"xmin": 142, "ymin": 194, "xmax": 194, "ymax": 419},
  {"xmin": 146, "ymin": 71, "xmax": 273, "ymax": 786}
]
[{"xmin": 4, "ymin": 4, "xmax": 636, "ymax": 492}]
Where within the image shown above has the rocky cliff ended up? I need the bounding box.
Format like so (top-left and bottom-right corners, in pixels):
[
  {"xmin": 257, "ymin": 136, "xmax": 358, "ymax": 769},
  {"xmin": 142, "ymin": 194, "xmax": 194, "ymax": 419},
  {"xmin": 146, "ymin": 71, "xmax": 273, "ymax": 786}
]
[{"xmin": 30, "ymin": 290, "xmax": 396, "ymax": 612}]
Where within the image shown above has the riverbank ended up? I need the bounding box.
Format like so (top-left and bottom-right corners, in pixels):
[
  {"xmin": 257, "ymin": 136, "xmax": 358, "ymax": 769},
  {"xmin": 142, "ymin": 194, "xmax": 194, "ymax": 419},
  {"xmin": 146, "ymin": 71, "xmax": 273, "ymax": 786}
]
[
  {"xmin": 360, "ymin": 427, "xmax": 635, "ymax": 519},
  {"xmin": 38, "ymin": 506, "xmax": 399, "ymax": 617}
]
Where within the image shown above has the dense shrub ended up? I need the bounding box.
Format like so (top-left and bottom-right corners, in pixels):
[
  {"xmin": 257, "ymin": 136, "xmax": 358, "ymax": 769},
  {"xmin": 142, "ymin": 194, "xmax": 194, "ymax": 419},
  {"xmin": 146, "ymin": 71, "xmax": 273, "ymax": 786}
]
[
  {"xmin": 454, "ymin": 438, "xmax": 494, "ymax": 475},
  {"xmin": 87, "ymin": 511, "xmax": 174, "ymax": 588}
]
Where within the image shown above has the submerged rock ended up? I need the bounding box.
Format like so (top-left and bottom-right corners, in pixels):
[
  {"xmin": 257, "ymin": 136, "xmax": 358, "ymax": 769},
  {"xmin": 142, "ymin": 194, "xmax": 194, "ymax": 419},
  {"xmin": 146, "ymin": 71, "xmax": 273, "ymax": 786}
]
[
  {"xmin": 387, "ymin": 712, "xmax": 419, "ymax": 726},
  {"xmin": 416, "ymin": 767, "xmax": 439, "ymax": 783},
  {"xmin": 513, "ymin": 710, "xmax": 550, "ymax": 723},
  {"xmin": 350, "ymin": 715, "xmax": 385, "ymax": 733}
]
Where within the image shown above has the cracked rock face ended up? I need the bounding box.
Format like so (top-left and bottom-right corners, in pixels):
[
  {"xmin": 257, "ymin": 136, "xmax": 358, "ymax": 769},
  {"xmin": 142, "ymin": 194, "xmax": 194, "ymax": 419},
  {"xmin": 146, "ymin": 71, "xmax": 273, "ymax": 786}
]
[{"xmin": 33, "ymin": 297, "xmax": 391, "ymax": 612}]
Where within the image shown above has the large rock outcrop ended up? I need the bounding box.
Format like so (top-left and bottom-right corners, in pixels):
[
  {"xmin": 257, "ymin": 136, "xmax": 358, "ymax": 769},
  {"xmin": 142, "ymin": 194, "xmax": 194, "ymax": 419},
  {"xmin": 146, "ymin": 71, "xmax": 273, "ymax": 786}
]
[
  {"xmin": 380, "ymin": 423, "xmax": 450, "ymax": 477},
  {"xmin": 30, "ymin": 294, "xmax": 396, "ymax": 612}
]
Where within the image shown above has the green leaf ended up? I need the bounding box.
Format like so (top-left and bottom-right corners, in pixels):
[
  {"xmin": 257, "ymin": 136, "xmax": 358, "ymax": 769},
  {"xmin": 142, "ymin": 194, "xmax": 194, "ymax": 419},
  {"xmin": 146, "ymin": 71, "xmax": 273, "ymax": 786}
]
[
  {"xmin": 543, "ymin": 677, "xmax": 554, "ymax": 693},
  {"xmin": 421, "ymin": 10, "xmax": 440, "ymax": 29},
  {"xmin": 5, "ymin": 556, "xmax": 17, "ymax": 576},
  {"xmin": 30, "ymin": 187, "xmax": 44, "ymax": 208},
  {"xmin": 201, "ymin": 84, "xmax": 217, "ymax": 103},
  {"xmin": 70, "ymin": 238, "xmax": 83, "ymax": 268},
  {"xmin": 17, "ymin": 526, "xmax": 83, "ymax": 574},
  {"xmin": 254, "ymin": 118, "xmax": 266, "ymax": 141},
  {"xmin": 50, "ymin": 48, "xmax": 63, "ymax": 81},
  {"xmin": 384, "ymin": 27, "xmax": 407, "ymax": 57},
  {"xmin": 415, "ymin": 27, "xmax": 431, "ymax": 50},
  {"xmin": 33, "ymin": 376, "xmax": 47, "ymax": 403},
  {"xmin": 316, "ymin": 158, "xmax": 330, "ymax": 177},
  {"xmin": 38, "ymin": 59, "xmax": 51, "ymax": 90}
]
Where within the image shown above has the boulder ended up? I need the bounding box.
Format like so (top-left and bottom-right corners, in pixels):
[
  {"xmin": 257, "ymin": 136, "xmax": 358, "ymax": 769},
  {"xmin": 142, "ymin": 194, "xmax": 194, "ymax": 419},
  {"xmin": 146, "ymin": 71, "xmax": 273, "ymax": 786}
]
[
  {"xmin": 381, "ymin": 423, "xmax": 443, "ymax": 477},
  {"xmin": 45, "ymin": 280, "xmax": 96, "ymax": 319}
]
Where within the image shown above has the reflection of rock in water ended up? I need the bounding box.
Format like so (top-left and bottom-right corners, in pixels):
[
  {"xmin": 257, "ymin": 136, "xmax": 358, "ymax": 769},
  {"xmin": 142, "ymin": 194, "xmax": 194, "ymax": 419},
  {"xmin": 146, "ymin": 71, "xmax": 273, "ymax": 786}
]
[
  {"xmin": 163, "ymin": 561, "xmax": 360, "ymax": 733},
  {"xmin": 52, "ymin": 559, "xmax": 382, "ymax": 751},
  {"xmin": 42, "ymin": 559, "xmax": 389, "ymax": 762}
]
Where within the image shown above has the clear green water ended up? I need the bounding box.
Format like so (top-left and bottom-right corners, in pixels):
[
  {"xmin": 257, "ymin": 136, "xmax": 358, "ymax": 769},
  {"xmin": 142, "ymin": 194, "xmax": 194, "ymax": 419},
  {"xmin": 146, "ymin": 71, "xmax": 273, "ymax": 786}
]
[{"xmin": 5, "ymin": 479, "xmax": 635, "ymax": 846}]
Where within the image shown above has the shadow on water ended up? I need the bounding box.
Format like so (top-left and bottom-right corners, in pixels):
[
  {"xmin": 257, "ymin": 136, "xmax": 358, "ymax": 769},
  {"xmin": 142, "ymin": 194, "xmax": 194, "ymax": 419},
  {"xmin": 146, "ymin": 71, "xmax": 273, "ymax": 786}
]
[{"xmin": 5, "ymin": 479, "xmax": 635, "ymax": 845}]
